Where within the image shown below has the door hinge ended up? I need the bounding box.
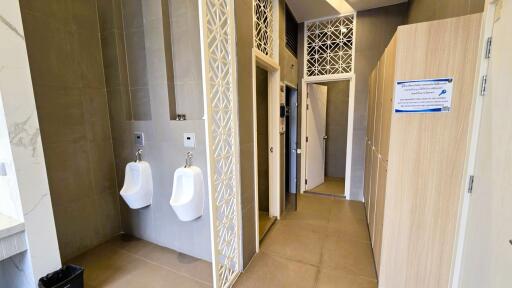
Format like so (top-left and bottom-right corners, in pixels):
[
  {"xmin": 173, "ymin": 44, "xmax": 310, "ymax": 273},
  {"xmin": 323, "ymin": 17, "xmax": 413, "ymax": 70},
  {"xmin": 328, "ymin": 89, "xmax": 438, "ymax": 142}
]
[
  {"xmin": 480, "ymin": 75, "xmax": 488, "ymax": 96},
  {"xmin": 468, "ymin": 175, "xmax": 475, "ymax": 194},
  {"xmin": 485, "ymin": 37, "xmax": 492, "ymax": 59},
  {"xmin": 305, "ymin": 179, "xmax": 308, "ymax": 185},
  {"xmin": 306, "ymin": 104, "xmax": 309, "ymax": 110},
  {"xmin": 306, "ymin": 136, "xmax": 309, "ymax": 142}
]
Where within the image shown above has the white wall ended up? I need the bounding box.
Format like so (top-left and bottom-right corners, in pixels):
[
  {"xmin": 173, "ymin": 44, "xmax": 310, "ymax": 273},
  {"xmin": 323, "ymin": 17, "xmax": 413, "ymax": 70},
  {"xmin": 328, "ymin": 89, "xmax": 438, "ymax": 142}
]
[{"xmin": 0, "ymin": 0, "xmax": 61, "ymax": 284}]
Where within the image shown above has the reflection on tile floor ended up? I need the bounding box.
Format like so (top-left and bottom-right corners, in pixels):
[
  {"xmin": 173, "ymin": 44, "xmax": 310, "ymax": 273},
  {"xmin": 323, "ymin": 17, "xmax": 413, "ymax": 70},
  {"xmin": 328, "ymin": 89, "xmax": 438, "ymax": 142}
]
[
  {"xmin": 234, "ymin": 193, "xmax": 376, "ymax": 288},
  {"xmin": 307, "ymin": 177, "xmax": 345, "ymax": 197},
  {"xmin": 68, "ymin": 235, "xmax": 212, "ymax": 287}
]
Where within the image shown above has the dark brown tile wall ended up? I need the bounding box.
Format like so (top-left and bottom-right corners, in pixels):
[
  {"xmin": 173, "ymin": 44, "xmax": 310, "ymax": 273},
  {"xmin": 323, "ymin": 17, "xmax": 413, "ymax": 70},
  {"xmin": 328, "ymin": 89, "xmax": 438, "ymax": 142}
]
[
  {"xmin": 234, "ymin": 0, "xmax": 257, "ymax": 267},
  {"xmin": 19, "ymin": 0, "xmax": 121, "ymax": 261},
  {"xmin": 407, "ymin": 0, "xmax": 484, "ymax": 24}
]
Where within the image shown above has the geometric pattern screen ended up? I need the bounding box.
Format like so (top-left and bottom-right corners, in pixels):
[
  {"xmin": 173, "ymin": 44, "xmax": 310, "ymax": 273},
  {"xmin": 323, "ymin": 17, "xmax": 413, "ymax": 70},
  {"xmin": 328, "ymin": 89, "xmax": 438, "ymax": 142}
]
[
  {"xmin": 203, "ymin": 0, "xmax": 242, "ymax": 287},
  {"xmin": 254, "ymin": 0, "xmax": 273, "ymax": 57},
  {"xmin": 305, "ymin": 14, "xmax": 354, "ymax": 77}
]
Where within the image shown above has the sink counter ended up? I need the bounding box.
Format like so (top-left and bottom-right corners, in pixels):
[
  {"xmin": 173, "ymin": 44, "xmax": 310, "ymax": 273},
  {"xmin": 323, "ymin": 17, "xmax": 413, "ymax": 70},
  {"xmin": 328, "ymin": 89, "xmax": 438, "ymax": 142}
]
[{"xmin": 0, "ymin": 214, "xmax": 27, "ymax": 261}]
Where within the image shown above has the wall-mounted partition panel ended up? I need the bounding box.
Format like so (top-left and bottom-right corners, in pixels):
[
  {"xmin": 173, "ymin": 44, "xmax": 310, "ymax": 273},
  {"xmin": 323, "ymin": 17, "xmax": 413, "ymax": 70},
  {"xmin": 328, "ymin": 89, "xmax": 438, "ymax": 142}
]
[
  {"xmin": 363, "ymin": 14, "xmax": 482, "ymax": 287},
  {"xmin": 199, "ymin": 0, "xmax": 243, "ymax": 287},
  {"xmin": 304, "ymin": 14, "xmax": 355, "ymax": 78}
]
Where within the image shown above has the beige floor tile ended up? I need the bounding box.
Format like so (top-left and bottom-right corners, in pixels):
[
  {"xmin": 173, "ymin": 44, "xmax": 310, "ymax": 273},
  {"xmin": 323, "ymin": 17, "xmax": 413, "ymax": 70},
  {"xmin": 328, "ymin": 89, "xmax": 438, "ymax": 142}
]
[
  {"xmin": 283, "ymin": 195, "xmax": 332, "ymax": 225},
  {"xmin": 261, "ymin": 220, "xmax": 328, "ymax": 265},
  {"xmin": 316, "ymin": 269, "xmax": 377, "ymax": 288},
  {"xmin": 320, "ymin": 235, "xmax": 377, "ymax": 280},
  {"xmin": 327, "ymin": 216, "xmax": 371, "ymax": 243},
  {"xmin": 308, "ymin": 178, "xmax": 345, "ymax": 196},
  {"xmin": 234, "ymin": 252, "xmax": 318, "ymax": 288},
  {"xmin": 235, "ymin": 193, "xmax": 376, "ymax": 287},
  {"xmin": 68, "ymin": 236, "xmax": 212, "ymax": 287},
  {"xmin": 329, "ymin": 199, "xmax": 367, "ymax": 223}
]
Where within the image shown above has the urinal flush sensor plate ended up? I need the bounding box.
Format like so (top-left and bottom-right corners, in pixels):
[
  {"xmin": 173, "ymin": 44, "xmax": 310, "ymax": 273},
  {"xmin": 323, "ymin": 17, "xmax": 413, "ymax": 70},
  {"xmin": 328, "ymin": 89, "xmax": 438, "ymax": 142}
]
[
  {"xmin": 134, "ymin": 132, "xmax": 144, "ymax": 147},
  {"xmin": 184, "ymin": 133, "xmax": 195, "ymax": 148}
]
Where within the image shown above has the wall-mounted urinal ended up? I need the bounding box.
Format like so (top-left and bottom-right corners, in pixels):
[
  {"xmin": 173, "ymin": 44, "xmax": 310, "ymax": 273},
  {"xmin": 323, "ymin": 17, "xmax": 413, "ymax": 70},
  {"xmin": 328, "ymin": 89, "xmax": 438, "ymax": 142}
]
[
  {"xmin": 170, "ymin": 153, "xmax": 204, "ymax": 221},
  {"xmin": 120, "ymin": 150, "xmax": 153, "ymax": 209}
]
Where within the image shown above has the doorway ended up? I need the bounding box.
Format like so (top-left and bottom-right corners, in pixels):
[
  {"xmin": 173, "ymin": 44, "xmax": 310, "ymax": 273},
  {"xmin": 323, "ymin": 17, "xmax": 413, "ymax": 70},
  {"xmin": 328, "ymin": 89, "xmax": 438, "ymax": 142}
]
[
  {"xmin": 303, "ymin": 80, "xmax": 351, "ymax": 197},
  {"xmin": 284, "ymin": 85, "xmax": 298, "ymax": 211},
  {"xmin": 255, "ymin": 66, "xmax": 276, "ymax": 240}
]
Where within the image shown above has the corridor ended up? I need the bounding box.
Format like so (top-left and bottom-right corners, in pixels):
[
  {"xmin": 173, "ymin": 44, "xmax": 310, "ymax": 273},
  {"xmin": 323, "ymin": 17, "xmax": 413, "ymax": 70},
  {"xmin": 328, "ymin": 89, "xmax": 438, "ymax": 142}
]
[{"xmin": 234, "ymin": 194, "xmax": 377, "ymax": 288}]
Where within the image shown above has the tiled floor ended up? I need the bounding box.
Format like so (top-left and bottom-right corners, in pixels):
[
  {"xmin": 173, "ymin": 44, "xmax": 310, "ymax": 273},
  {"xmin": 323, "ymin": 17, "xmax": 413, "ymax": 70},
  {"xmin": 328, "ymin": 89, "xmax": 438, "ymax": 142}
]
[
  {"xmin": 259, "ymin": 211, "xmax": 276, "ymax": 240},
  {"xmin": 68, "ymin": 235, "xmax": 212, "ymax": 287},
  {"xmin": 234, "ymin": 193, "xmax": 376, "ymax": 288},
  {"xmin": 307, "ymin": 177, "xmax": 345, "ymax": 197}
]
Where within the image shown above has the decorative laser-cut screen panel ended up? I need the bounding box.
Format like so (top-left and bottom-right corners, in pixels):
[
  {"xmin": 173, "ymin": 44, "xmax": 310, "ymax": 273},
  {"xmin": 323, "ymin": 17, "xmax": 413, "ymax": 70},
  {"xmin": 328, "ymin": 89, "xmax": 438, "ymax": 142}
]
[
  {"xmin": 305, "ymin": 14, "xmax": 355, "ymax": 77},
  {"xmin": 254, "ymin": 0, "xmax": 273, "ymax": 57},
  {"xmin": 201, "ymin": 0, "xmax": 242, "ymax": 287}
]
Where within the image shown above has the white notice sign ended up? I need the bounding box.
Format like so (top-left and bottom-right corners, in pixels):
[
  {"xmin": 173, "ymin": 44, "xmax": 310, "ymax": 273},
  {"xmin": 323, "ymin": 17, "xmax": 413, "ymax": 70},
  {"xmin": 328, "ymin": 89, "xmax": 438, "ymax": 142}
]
[{"xmin": 394, "ymin": 78, "xmax": 453, "ymax": 113}]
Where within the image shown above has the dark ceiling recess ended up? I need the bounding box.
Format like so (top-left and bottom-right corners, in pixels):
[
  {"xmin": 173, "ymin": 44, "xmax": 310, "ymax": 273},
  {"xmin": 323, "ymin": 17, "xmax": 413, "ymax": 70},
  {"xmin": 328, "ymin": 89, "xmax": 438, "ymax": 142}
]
[{"xmin": 285, "ymin": 4, "xmax": 298, "ymax": 57}]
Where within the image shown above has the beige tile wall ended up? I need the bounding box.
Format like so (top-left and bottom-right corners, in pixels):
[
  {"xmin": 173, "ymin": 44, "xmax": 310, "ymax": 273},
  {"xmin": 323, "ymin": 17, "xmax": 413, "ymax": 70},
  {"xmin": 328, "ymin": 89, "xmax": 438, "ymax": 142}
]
[{"xmin": 19, "ymin": 0, "xmax": 121, "ymax": 261}]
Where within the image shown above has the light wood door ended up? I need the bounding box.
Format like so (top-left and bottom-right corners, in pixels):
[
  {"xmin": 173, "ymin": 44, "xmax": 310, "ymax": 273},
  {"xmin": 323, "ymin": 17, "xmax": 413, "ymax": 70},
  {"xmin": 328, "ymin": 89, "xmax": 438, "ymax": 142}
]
[
  {"xmin": 367, "ymin": 68, "xmax": 377, "ymax": 143},
  {"xmin": 306, "ymin": 84, "xmax": 328, "ymax": 190},
  {"xmin": 374, "ymin": 54, "xmax": 386, "ymax": 154},
  {"xmin": 373, "ymin": 157, "xmax": 387, "ymax": 273},
  {"xmin": 368, "ymin": 150, "xmax": 379, "ymax": 240},
  {"xmin": 379, "ymin": 36, "xmax": 397, "ymax": 163},
  {"xmin": 460, "ymin": 2, "xmax": 512, "ymax": 286},
  {"xmin": 379, "ymin": 14, "xmax": 482, "ymax": 288},
  {"xmin": 363, "ymin": 142, "xmax": 372, "ymax": 216}
]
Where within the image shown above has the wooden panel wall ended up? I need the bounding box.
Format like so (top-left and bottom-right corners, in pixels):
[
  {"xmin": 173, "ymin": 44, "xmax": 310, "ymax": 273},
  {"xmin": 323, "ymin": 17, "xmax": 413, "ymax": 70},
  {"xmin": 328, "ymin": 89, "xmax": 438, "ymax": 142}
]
[{"xmin": 379, "ymin": 14, "xmax": 482, "ymax": 288}]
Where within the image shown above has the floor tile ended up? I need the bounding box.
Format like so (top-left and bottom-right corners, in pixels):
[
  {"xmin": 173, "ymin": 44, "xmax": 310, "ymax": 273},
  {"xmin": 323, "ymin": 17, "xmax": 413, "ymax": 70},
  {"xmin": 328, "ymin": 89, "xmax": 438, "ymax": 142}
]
[
  {"xmin": 308, "ymin": 178, "xmax": 345, "ymax": 196},
  {"xmin": 235, "ymin": 191, "xmax": 376, "ymax": 287},
  {"xmin": 261, "ymin": 220, "xmax": 328, "ymax": 266},
  {"xmin": 320, "ymin": 234, "xmax": 377, "ymax": 280},
  {"xmin": 316, "ymin": 269, "xmax": 377, "ymax": 288},
  {"xmin": 68, "ymin": 235, "xmax": 212, "ymax": 287},
  {"xmin": 234, "ymin": 252, "xmax": 318, "ymax": 288}
]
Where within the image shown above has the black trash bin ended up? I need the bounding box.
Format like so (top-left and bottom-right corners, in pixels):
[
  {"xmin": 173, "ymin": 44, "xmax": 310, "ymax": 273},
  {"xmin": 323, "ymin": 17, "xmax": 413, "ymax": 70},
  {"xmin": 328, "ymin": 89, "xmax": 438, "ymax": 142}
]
[{"xmin": 38, "ymin": 265, "xmax": 84, "ymax": 288}]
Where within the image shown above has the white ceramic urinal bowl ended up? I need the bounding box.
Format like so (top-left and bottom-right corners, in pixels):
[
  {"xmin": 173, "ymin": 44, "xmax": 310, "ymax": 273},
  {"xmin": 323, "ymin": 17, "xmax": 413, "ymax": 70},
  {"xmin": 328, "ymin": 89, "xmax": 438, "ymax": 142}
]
[
  {"xmin": 170, "ymin": 166, "xmax": 204, "ymax": 221},
  {"xmin": 120, "ymin": 161, "xmax": 153, "ymax": 209}
]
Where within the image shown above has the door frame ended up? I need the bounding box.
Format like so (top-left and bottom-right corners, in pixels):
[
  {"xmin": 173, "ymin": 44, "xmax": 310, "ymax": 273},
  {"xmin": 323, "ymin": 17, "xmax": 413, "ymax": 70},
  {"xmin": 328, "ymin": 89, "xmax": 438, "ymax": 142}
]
[
  {"xmin": 300, "ymin": 74, "xmax": 356, "ymax": 199},
  {"xmin": 252, "ymin": 48, "xmax": 281, "ymax": 252},
  {"xmin": 451, "ymin": 1, "xmax": 498, "ymax": 286}
]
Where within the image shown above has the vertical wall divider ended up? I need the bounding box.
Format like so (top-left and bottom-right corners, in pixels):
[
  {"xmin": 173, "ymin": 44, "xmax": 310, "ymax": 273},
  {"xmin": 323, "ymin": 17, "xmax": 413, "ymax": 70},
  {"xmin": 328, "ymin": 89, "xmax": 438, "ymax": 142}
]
[{"xmin": 198, "ymin": 0, "xmax": 243, "ymax": 287}]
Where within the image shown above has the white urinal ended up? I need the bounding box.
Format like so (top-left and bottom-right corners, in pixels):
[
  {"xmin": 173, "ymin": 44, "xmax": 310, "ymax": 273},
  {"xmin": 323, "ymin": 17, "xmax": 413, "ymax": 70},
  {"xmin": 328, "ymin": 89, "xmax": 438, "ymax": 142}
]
[
  {"xmin": 120, "ymin": 161, "xmax": 153, "ymax": 209},
  {"xmin": 170, "ymin": 165, "xmax": 204, "ymax": 222}
]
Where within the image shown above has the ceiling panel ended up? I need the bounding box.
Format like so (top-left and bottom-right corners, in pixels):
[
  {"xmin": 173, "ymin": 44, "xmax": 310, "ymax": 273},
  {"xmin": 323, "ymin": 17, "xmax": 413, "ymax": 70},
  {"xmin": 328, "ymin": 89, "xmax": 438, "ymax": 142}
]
[{"xmin": 286, "ymin": 0, "xmax": 408, "ymax": 22}]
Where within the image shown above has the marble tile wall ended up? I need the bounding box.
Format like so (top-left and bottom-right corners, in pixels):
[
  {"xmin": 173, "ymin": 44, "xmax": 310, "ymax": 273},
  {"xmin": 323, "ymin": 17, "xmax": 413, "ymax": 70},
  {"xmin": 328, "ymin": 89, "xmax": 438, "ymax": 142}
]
[
  {"xmin": 98, "ymin": 0, "xmax": 212, "ymax": 261},
  {"xmin": 19, "ymin": 0, "xmax": 121, "ymax": 261},
  {"xmin": 0, "ymin": 0, "xmax": 61, "ymax": 283}
]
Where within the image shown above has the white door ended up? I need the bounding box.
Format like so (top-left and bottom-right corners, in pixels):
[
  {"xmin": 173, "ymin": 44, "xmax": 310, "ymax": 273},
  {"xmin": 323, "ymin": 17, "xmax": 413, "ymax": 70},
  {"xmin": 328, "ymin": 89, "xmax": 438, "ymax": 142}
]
[
  {"xmin": 460, "ymin": 2, "xmax": 512, "ymax": 287},
  {"xmin": 306, "ymin": 84, "xmax": 327, "ymax": 190}
]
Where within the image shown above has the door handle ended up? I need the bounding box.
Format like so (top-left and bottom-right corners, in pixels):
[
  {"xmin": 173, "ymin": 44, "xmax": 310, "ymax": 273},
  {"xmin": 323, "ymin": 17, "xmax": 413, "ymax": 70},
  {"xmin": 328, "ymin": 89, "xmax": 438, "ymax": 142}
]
[{"xmin": 323, "ymin": 136, "xmax": 328, "ymax": 140}]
